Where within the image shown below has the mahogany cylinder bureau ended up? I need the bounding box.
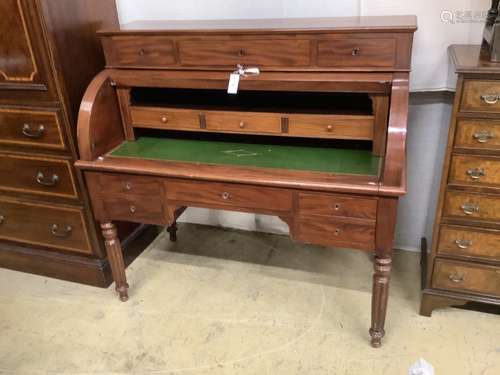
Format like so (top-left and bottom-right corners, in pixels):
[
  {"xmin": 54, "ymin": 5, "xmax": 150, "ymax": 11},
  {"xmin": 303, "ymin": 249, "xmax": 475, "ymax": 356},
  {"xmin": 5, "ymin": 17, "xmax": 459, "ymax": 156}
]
[
  {"xmin": 76, "ymin": 16, "xmax": 417, "ymax": 347},
  {"xmin": 421, "ymin": 45, "xmax": 500, "ymax": 315},
  {"xmin": 0, "ymin": 0, "xmax": 140, "ymax": 286}
]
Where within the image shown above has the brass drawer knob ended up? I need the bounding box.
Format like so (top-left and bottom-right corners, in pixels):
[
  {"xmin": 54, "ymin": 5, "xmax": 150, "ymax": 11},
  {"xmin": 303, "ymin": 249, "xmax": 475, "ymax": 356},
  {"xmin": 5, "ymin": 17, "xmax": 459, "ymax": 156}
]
[
  {"xmin": 448, "ymin": 274, "xmax": 464, "ymax": 283},
  {"xmin": 22, "ymin": 123, "xmax": 45, "ymax": 139},
  {"xmin": 326, "ymin": 125, "xmax": 333, "ymax": 132},
  {"xmin": 481, "ymin": 94, "xmax": 499, "ymax": 105},
  {"xmin": 0, "ymin": 215, "xmax": 4, "ymax": 224},
  {"xmin": 473, "ymin": 130, "xmax": 494, "ymax": 143},
  {"xmin": 129, "ymin": 205, "xmax": 137, "ymax": 213},
  {"xmin": 36, "ymin": 171, "xmax": 59, "ymax": 187},
  {"xmin": 239, "ymin": 121, "xmax": 246, "ymax": 129},
  {"xmin": 352, "ymin": 48, "xmax": 360, "ymax": 56},
  {"xmin": 466, "ymin": 168, "xmax": 486, "ymax": 180},
  {"xmin": 334, "ymin": 228, "xmax": 342, "ymax": 236},
  {"xmin": 161, "ymin": 116, "xmax": 168, "ymax": 124},
  {"xmin": 461, "ymin": 202, "xmax": 480, "ymax": 215},
  {"xmin": 455, "ymin": 239, "xmax": 472, "ymax": 249},
  {"xmin": 221, "ymin": 192, "xmax": 231, "ymax": 200},
  {"xmin": 50, "ymin": 224, "xmax": 72, "ymax": 238},
  {"xmin": 125, "ymin": 182, "xmax": 133, "ymax": 191}
]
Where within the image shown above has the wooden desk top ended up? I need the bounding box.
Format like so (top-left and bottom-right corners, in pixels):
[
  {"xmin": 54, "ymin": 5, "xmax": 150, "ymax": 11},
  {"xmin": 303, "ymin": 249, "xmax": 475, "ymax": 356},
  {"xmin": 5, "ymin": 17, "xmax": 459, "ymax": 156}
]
[
  {"xmin": 449, "ymin": 44, "xmax": 500, "ymax": 74},
  {"xmin": 100, "ymin": 16, "xmax": 418, "ymax": 35}
]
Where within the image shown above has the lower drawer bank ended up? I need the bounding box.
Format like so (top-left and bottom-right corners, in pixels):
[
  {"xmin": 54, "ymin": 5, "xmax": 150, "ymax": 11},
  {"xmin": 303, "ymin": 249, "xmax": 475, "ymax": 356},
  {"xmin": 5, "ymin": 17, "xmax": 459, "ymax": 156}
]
[
  {"xmin": 0, "ymin": 196, "xmax": 92, "ymax": 255},
  {"xmin": 89, "ymin": 172, "xmax": 378, "ymax": 252}
]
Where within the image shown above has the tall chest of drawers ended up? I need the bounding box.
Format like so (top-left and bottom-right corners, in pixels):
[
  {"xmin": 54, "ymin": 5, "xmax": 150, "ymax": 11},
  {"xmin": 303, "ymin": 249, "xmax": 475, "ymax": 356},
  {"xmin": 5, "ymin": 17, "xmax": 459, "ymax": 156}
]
[
  {"xmin": 0, "ymin": 0, "xmax": 125, "ymax": 286},
  {"xmin": 421, "ymin": 45, "xmax": 500, "ymax": 315}
]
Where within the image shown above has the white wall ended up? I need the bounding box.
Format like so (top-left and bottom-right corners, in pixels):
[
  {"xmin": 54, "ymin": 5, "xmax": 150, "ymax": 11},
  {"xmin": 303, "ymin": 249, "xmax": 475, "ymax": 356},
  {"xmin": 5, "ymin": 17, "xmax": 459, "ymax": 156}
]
[{"xmin": 115, "ymin": 1, "xmax": 487, "ymax": 251}]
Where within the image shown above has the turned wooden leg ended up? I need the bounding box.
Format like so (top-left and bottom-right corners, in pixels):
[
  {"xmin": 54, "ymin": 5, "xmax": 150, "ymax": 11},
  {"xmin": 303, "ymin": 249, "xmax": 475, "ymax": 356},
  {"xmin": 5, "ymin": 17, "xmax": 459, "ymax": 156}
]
[
  {"xmin": 166, "ymin": 222, "xmax": 177, "ymax": 242},
  {"xmin": 369, "ymin": 256, "xmax": 392, "ymax": 348},
  {"xmin": 101, "ymin": 222, "xmax": 129, "ymax": 302}
]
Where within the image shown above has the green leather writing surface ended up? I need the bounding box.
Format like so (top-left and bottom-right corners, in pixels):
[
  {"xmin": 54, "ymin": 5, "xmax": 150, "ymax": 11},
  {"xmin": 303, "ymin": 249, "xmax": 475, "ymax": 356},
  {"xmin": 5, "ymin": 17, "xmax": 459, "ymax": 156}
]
[{"xmin": 110, "ymin": 137, "xmax": 381, "ymax": 176}]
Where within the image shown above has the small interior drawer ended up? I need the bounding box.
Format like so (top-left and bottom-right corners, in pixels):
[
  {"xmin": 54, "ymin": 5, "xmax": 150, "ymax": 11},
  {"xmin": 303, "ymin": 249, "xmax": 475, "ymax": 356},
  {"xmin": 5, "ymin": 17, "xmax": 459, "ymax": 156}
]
[
  {"xmin": 288, "ymin": 114, "xmax": 374, "ymax": 140},
  {"xmin": 432, "ymin": 259, "xmax": 500, "ymax": 298},
  {"xmin": 295, "ymin": 216, "xmax": 375, "ymax": 251},
  {"xmin": 461, "ymin": 80, "xmax": 500, "ymax": 113},
  {"xmin": 438, "ymin": 225, "xmax": 500, "ymax": 261},
  {"xmin": 298, "ymin": 192, "xmax": 377, "ymax": 220},
  {"xmin": 97, "ymin": 173, "xmax": 162, "ymax": 196},
  {"xmin": 101, "ymin": 194, "xmax": 165, "ymax": 225},
  {"xmin": 102, "ymin": 36, "xmax": 176, "ymax": 68},
  {"xmin": 449, "ymin": 155, "xmax": 500, "ymax": 188},
  {"xmin": 0, "ymin": 198, "xmax": 91, "ymax": 254},
  {"xmin": 165, "ymin": 180, "xmax": 293, "ymax": 213},
  {"xmin": 454, "ymin": 119, "xmax": 500, "ymax": 150},
  {"xmin": 130, "ymin": 107, "xmax": 201, "ymax": 131},
  {"xmin": 0, "ymin": 153, "xmax": 77, "ymax": 199},
  {"xmin": 0, "ymin": 107, "xmax": 66, "ymax": 150},
  {"xmin": 443, "ymin": 191, "xmax": 500, "ymax": 223},
  {"xmin": 317, "ymin": 38, "xmax": 396, "ymax": 68},
  {"xmin": 178, "ymin": 39, "xmax": 310, "ymax": 67},
  {"xmin": 205, "ymin": 111, "xmax": 282, "ymax": 134}
]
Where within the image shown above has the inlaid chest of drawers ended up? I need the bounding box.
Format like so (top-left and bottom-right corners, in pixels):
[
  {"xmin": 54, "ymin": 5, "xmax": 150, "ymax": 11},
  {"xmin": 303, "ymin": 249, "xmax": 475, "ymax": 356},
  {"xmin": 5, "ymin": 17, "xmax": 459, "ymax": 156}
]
[
  {"xmin": 421, "ymin": 45, "xmax": 500, "ymax": 315},
  {"xmin": 0, "ymin": 0, "xmax": 141, "ymax": 286}
]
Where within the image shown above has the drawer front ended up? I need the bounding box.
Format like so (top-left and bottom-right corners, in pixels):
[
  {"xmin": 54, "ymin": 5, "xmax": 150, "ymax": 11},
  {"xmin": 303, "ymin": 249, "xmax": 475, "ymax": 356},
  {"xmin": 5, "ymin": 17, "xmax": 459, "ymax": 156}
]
[
  {"xmin": 454, "ymin": 119, "xmax": 500, "ymax": 150},
  {"xmin": 296, "ymin": 217, "xmax": 375, "ymax": 251},
  {"xmin": 0, "ymin": 154, "xmax": 77, "ymax": 199},
  {"xmin": 0, "ymin": 198, "xmax": 91, "ymax": 254},
  {"xmin": 101, "ymin": 194, "xmax": 165, "ymax": 225},
  {"xmin": 102, "ymin": 36, "xmax": 176, "ymax": 68},
  {"xmin": 205, "ymin": 111, "xmax": 282, "ymax": 134},
  {"xmin": 298, "ymin": 192, "xmax": 377, "ymax": 220},
  {"xmin": 461, "ymin": 80, "xmax": 500, "ymax": 113},
  {"xmin": 0, "ymin": 108, "xmax": 66, "ymax": 150},
  {"xmin": 97, "ymin": 173, "xmax": 162, "ymax": 196},
  {"xmin": 443, "ymin": 191, "xmax": 500, "ymax": 223},
  {"xmin": 432, "ymin": 259, "xmax": 500, "ymax": 297},
  {"xmin": 317, "ymin": 38, "xmax": 396, "ymax": 68},
  {"xmin": 166, "ymin": 180, "xmax": 293, "ymax": 212},
  {"xmin": 178, "ymin": 39, "xmax": 310, "ymax": 67},
  {"xmin": 438, "ymin": 225, "xmax": 500, "ymax": 261},
  {"xmin": 288, "ymin": 114, "xmax": 374, "ymax": 140},
  {"xmin": 130, "ymin": 107, "xmax": 201, "ymax": 131},
  {"xmin": 449, "ymin": 155, "xmax": 500, "ymax": 188}
]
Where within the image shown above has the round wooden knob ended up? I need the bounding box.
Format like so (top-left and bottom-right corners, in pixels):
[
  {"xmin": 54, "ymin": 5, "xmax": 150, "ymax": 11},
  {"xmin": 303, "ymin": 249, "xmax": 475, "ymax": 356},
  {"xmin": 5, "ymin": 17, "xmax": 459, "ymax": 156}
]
[
  {"xmin": 239, "ymin": 122, "xmax": 246, "ymax": 129},
  {"xmin": 327, "ymin": 125, "xmax": 333, "ymax": 132},
  {"xmin": 161, "ymin": 116, "xmax": 168, "ymax": 124}
]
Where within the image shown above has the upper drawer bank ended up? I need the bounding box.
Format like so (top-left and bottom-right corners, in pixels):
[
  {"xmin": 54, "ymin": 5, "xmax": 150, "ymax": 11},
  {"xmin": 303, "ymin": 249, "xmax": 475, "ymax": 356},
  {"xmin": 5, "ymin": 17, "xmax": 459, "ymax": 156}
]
[{"xmin": 99, "ymin": 32, "xmax": 413, "ymax": 71}]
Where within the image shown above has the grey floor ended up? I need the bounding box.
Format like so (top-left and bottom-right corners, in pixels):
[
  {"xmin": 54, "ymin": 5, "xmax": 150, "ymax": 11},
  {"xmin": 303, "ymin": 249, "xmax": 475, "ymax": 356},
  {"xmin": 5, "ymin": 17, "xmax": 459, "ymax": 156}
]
[{"xmin": 0, "ymin": 223, "xmax": 499, "ymax": 374}]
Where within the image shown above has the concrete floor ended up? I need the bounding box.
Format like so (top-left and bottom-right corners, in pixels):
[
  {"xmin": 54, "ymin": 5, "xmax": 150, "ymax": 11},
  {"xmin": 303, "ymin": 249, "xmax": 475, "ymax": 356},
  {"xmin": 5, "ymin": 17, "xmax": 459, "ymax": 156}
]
[{"xmin": 0, "ymin": 223, "xmax": 499, "ymax": 375}]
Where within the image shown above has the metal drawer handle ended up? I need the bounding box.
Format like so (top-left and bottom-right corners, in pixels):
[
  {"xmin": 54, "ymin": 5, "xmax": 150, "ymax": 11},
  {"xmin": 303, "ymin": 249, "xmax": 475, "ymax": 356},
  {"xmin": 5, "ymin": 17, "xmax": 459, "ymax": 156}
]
[
  {"xmin": 22, "ymin": 124, "xmax": 45, "ymax": 139},
  {"xmin": 455, "ymin": 239, "xmax": 472, "ymax": 249},
  {"xmin": 221, "ymin": 192, "xmax": 231, "ymax": 200},
  {"xmin": 129, "ymin": 205, "xmax": 136, "ymax": 213},
  {"xmin": 461, "ymin": 202, "xmax": 480, "ymax": 215},
  {"xmin": 50, "ymin": 224, "xmax": 72, "ymax": 238},
  {"xmin": 36, "ymin": 171, "xmax": 59, "ymax": 187},
  {"xmin": 334, "ymin": 203, "xmax": 341, "ymax": 211},
  {"xmin": 334, "ymin": 228, "xmax": 342, "ymax": 236},
  {"xmin": 473, "ymin": 130, "xmax": 494, "ymax": 143},
  {"xmin": 448, "ymin": 274, "xmax": 464, "ymax": 283},
  {"xmin": 466, "ymin": 168, "xmax": 486, "ymax": 180},
  {"xmin": 0, "ymin": 215, "xmax": 4, "ymax": 224},
  {"xmin": 481, "ymin": 94, "xmax": 499, "ymax": 105},
  {"xmin": 125, "ymin": 182, "xmax": 133, "ymax": 191}
]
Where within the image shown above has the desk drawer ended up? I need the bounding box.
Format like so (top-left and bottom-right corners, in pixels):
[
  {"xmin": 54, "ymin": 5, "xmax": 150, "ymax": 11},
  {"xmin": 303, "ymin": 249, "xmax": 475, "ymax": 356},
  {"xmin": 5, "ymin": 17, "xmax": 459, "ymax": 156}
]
[
  {"xmin": 0, "ymin": 198, "xmax": 91, "ymax": 254},
  {"xmin": 205, "ymin": 111, "xmax": 282, "ymax": 134},
  {"xmin": 0, "ymin": 108, "xmax": 66, "ymax": 150},
  {"xmin": 101, "ymin": 194, "xmax": 165, "ymax": 225},
  {"xmin": 102, "ymin": 36, "xmax": 176, "ymax": 68},
  {"xmin": 443, "ymin": 191, "xmax": 500, "ymax": 223},
  {"xmin": 454, "ymin": 119, "xmax": 500, "ymax": 150},
  {"xmin": 438, "ymin": 225, "xmax": 500, "ymax": 261},
  {"xmin": 317, "ymin": 38, "xmax": 396, "ymax": 68},
  {"xmin": 97, "ymin": 173, "xmax": 162, "ymax": 197},
  {"xmin": 130, "ymin": 107, "xmax": 200, "ymax": 131},
  {"xmin": 449, "ymin": 155, "xmax": 500, "ymax": 188},
  {"xmin": 295, "ymin": 217, "xmax": 375, "ymax": 251},
  {"xmin": 0, "ymin": 154, "xmax": 77, "ymax": 199},
  {"xmin": 298, "ymin": 192, "xmax": 377, "ymax": 220},
  {"xmin": 165, "ymin": 180, "xmax": 292, "ymax": 212},
  {"xmin": 461, "ymin": 80, "xmax": 500, "ymax": 113},
  {"xmin": 288, "ymin": 114, "xmax": 374, "ymax": 140},
  {"xmin": 432, "ymin": 259, "xmax": 500, "ymax": 298},
  {"xmin": 178, "ymin": 39, "xmax": 310, "ymax": 68}
]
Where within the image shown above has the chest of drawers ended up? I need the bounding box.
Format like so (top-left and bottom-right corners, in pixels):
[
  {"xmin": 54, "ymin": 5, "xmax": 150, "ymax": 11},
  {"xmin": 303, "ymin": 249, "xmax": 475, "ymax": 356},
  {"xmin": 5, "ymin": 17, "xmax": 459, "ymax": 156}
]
[{"xmin": 421, "ymin": 45, "xmax": 500, "ymax": 315}]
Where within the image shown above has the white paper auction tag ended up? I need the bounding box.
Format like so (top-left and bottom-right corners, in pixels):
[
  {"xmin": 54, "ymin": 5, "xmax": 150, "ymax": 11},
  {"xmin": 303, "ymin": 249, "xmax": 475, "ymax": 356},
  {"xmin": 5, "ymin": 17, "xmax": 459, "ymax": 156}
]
[{"xmin": 227, "ymin": 73, "xmax": 240, "ymax": 94}]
